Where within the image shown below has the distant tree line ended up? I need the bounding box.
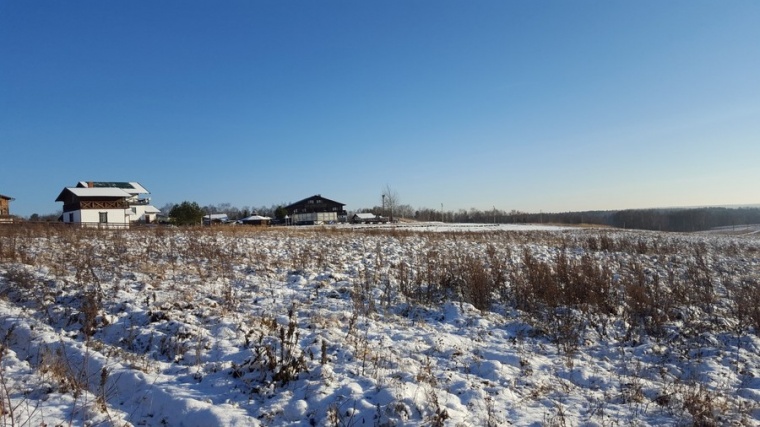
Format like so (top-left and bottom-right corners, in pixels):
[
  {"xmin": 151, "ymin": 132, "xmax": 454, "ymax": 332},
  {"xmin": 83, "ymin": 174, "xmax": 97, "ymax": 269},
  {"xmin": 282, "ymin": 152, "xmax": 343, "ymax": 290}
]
[
  {"xmin": 464, "ymin": 206, "xmax": 760, "ymax": 232},
  {"xmin": 607, "ymin": 207, "xmax": 760, "ymax": 232},
  {"xmin": 26, "ymin": 199, "xmax": 760, "ymax": 232},
  {"xmin": 355, "ymin": 205, "xmax": 760, "ymax": 232}
]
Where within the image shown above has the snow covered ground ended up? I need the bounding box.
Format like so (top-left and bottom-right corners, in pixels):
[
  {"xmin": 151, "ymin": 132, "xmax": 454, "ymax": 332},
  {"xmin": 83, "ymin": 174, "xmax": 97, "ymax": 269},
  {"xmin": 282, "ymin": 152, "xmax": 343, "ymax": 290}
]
[
  {"xmin": 0, "ymin": 223, "xmax": 759, "ymax": 426},
  {"xmin": 343, "ymin": 222, "xmax": 571, "ymax": 233},
  {"xmin": 707, "ymin": 224, "xmax": 760, "ymax": 236}
]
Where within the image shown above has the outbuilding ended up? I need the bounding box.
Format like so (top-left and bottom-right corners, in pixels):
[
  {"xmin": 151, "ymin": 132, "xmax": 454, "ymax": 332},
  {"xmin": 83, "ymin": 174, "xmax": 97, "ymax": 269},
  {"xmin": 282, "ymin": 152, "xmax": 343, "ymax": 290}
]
[{"xmin": 239, "ymin": 215, "xmax": 271, "ymax": 226}]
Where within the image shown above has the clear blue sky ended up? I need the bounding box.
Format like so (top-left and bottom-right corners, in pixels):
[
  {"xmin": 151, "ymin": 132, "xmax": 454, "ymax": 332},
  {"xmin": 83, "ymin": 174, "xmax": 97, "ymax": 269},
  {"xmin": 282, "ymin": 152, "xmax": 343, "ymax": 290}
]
[{"xmin": 2, "ymin": 1, "xmax": 759, "ymax": 217}]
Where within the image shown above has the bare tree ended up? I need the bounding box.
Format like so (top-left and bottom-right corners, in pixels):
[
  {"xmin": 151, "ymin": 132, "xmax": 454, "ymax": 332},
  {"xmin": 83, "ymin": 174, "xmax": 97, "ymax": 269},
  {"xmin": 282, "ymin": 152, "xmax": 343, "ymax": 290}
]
[
  {"xmin": 381, "ymin": 185, "xmax": 399, "ymax": 222},
  {"xmin": 159, "ymin": 203, "xmax": 176, "ymax": 215}
]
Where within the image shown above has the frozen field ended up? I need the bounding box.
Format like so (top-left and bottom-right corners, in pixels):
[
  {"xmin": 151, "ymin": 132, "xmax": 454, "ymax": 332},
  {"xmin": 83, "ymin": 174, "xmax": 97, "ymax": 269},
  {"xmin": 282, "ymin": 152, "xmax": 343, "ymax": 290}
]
[{"xmin": 0, "ymin": 223, "xmax": 759, "ymax": 426}]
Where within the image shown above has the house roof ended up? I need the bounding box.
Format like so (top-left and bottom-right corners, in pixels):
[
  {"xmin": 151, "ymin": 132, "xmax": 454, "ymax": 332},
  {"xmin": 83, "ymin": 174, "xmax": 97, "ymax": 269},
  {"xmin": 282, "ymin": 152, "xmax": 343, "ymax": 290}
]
[
  {"xmin": 240, "ymin": 215, "xmax": 271, "ymax": 221},
  {"xmin": 76, "ymin": 181, "xmax": 149, "ymax": 194},
  {"xmin": 0, "ymin": 194, "xmax": 12, "ymax": 201},
  {"xmin": 55, "ymin": 187, "xmax": 132, "ymax": 202},
  {"xmin": 285, "ymin": 194, "xmax": 345, "ymax": 209},
  {"xmin": 144, "ymin": 205, "xmax": 161, "ymax": 214}
]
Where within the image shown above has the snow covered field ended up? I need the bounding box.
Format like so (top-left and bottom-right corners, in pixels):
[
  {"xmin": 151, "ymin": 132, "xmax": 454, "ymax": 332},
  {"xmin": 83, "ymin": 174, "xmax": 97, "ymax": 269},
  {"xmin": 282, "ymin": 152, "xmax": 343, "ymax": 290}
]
[{"xmin": 0, "ymin": 223, "xmax": 759, "ymax": 426}]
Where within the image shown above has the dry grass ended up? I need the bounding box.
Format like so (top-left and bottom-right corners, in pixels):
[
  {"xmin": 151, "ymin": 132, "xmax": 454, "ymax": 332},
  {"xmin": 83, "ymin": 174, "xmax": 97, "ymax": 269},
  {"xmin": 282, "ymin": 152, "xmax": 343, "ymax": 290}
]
[{"xmin": 1, "ymin": 223, "xmax": 760, "ymax": 423}]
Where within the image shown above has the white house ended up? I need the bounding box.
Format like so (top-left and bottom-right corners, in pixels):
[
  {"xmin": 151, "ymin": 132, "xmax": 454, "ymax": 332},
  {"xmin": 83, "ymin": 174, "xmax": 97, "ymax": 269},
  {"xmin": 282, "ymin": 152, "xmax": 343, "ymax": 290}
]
[{"xmin": 55, "ymin": 181, "xmax": 160, "ymax": 228}]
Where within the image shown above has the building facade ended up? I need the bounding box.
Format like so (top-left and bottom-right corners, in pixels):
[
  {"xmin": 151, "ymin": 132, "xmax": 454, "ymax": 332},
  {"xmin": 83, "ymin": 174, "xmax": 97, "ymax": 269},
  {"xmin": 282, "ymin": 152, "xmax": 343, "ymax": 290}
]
[
  {"xmin": 351, "ymin": 213, "xmax": 389, "ymax": 224},
  {"xmin": 55, "ymin": 181, "xmax": 160, "ymax": 228},
  {"xmin": 285, "ymin": 194, "xmax": 347, "ymax": 225},
  {"xmin": 0, "ymin": 194, "xmax": 13, "ymax": 223}
]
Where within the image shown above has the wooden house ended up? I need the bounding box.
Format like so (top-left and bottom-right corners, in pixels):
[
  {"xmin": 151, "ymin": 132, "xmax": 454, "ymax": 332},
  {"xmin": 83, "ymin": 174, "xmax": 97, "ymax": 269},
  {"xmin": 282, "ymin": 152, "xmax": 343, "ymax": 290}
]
[
  {"xmin": 0, "ymin": 194, "xmax": 13, "ymax": 223},
  {"xmin": 55, "ymin": 181, "xmax": 160, "ymax": 228},
  {"xmin": 285, "ymin": 194, "xmax": 347, "ymax": 225}
]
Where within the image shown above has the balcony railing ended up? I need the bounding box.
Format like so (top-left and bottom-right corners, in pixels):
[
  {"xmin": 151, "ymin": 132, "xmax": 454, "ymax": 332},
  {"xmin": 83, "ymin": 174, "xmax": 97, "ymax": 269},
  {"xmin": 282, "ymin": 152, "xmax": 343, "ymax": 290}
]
[{"xmin": 129, "ymin": 198, "xmax": 152, "ymax": 205}]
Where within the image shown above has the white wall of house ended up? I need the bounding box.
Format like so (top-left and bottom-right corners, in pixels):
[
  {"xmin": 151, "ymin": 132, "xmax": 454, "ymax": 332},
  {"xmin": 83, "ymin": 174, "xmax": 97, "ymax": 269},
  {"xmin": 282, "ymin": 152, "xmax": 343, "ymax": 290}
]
[
  {"xmin": 81, "ymin": 209, "xmax": 128, "ymax": 224},
  {"xmin": 128, "ymin": 205, "xmax": 159, "ymax": 223},
  {"xmin": 62, "ymin": 210, "xmax": 80, "ymax": 224},
  {"xmin": 70, "ymin": 209, "xmax": 130, "ymax": 227},
  {"xmin": 62, "ymin": 207, "xmax": 156, "ymax": 227}
]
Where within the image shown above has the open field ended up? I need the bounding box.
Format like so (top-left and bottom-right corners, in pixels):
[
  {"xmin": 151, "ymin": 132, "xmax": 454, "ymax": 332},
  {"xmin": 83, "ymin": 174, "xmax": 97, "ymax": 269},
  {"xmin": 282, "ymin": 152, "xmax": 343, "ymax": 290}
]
[{"xmin": 0, "ymin": 223, "xmax": 759, "ymax": 426}]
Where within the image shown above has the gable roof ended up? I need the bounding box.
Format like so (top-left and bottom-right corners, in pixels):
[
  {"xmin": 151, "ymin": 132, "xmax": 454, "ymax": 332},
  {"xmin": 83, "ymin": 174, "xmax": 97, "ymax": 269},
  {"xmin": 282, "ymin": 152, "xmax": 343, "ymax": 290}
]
[
  {"xmin": 0, "ymin": 194, "xmax": 12, "ymax": 201},
  {"xmin": 55, "ymin": 187, "xmax": 132, "ymax": 202},
  {"xmin": 285, "ymin": 194, "xmax": 345, "ymax": 209},
  {"xmin": 240, "ymin": 215, "xmax": 271, "ymax": 221},
  {"xmin": 76, "ymin": 181, "xmax": 149, "ymax": 194}
]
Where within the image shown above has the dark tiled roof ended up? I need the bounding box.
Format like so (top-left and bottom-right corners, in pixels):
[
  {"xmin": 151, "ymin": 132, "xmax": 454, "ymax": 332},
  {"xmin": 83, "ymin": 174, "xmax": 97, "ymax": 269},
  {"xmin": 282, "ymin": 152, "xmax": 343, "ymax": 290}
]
[{"xmin": 285, "ymin": 194, "xmax": 344, "ymax": 209}]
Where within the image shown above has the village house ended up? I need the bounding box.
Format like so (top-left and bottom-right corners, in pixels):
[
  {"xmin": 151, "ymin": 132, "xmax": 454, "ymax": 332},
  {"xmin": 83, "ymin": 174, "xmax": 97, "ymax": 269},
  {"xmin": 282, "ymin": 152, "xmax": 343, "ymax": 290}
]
[
  {"xmin": 55, "ymin": 181, "xmax": 160, "ymax": 228},
  {"xmin": 238, "ymin": 214, "xmax": 271, "ymax": 226},
  {"xmin": 202, "ymin": 213, "xmax": 229, "ymax": 225},
  {"xmin": 0, "ymin": 194, "xmax": 13, "ymax": 224},
  {"xmin": 285, "ymin": 194, "xmax": 347, "ymax": 225},
  {"xmin": 351, "ymin": 212, "xmax": 389, "ymax": 224}
]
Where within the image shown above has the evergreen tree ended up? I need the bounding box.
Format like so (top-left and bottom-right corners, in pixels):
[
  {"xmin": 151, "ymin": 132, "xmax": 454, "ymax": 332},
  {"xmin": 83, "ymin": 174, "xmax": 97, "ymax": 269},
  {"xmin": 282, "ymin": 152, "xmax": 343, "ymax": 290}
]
[
  {"xmin": 169, "ymin": 201, "xmax": 204, "ymax": 226},
  {"xmin": 275, "ymin": 206, "xmax": 288, "ymax": 220}
]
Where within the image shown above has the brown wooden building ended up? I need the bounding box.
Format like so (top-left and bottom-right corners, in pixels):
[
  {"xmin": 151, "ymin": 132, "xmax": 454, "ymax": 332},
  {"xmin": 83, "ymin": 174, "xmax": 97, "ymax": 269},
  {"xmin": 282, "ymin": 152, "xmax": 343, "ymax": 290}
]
[
  {"xmin": 285, "ymin": 194, "xmax": 347, "ymax": 225},
  {"xmin": 0, "ymin": 194, "xmax": 13, "ymax": 223}
]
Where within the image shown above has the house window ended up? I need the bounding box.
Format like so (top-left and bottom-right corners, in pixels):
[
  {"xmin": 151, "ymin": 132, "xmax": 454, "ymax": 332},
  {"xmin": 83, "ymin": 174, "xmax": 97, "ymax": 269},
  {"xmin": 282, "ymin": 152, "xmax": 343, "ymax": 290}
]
[
  {"xmin": 68, "ymin": 213, "xmax": 74, "ymax": 222},
  {"xmin": 99, "ymin": 212, "xmax": 108, "ymax": 223},
  {"xmin": 132, "ymin": 207, "xmax": 137, "ymax": 214}
]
